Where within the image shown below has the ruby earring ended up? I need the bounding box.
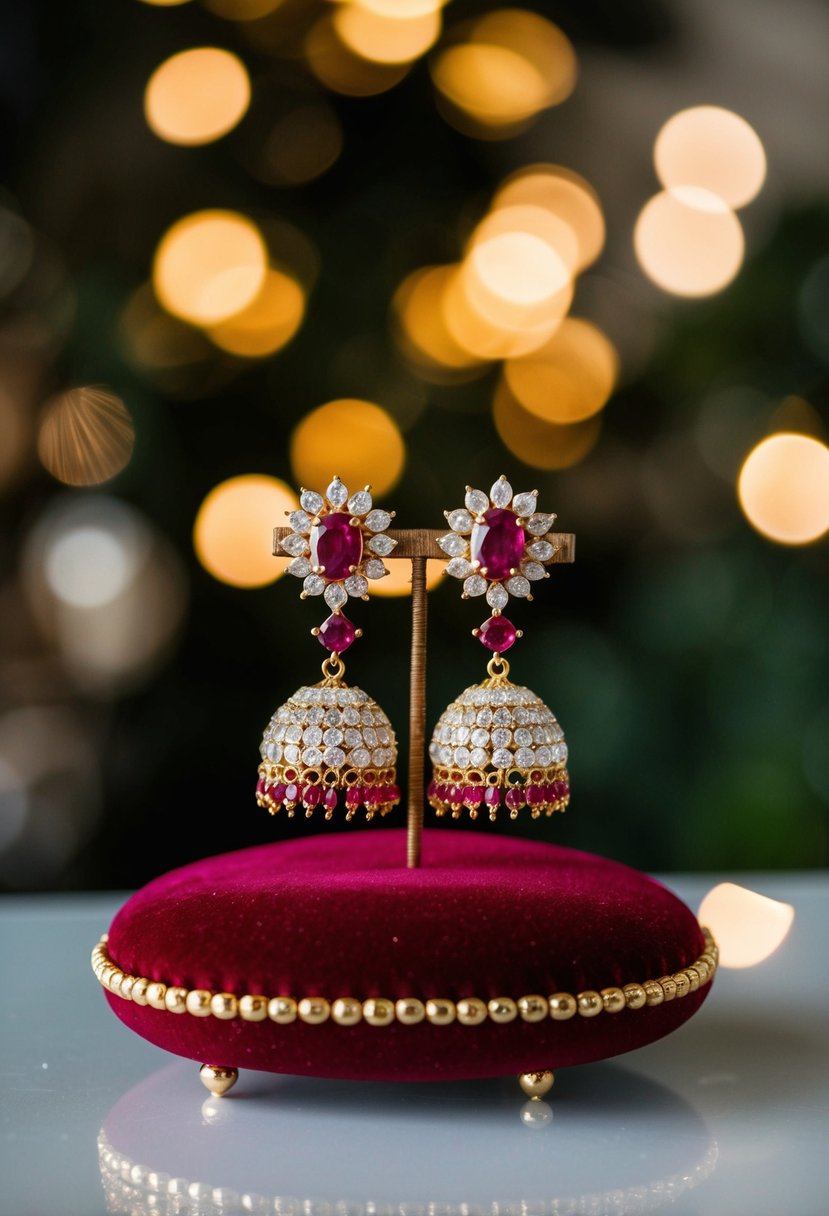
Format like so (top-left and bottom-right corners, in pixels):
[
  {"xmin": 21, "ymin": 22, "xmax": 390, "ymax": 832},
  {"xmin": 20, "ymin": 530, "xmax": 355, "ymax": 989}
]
[
  {"xmin": 428, "ymin": 476, "xmax": 571, "ymax": 822},
  {"xmin": 256, "ymin": 476, "xmax": 401, "ymax": 822}
]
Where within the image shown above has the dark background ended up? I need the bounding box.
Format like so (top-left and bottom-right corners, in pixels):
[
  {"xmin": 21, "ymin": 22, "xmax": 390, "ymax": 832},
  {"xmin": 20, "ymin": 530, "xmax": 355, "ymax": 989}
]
[{"xmin": 0, "ymin": 0, "xmax": 827, "ymax": 891}]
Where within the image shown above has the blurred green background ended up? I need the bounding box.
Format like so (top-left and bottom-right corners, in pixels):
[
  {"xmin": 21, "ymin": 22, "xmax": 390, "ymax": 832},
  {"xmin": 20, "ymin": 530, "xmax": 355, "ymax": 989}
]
[{"xmin": 0, "ymin": 0, "xmax": 827, "ymax": 890}]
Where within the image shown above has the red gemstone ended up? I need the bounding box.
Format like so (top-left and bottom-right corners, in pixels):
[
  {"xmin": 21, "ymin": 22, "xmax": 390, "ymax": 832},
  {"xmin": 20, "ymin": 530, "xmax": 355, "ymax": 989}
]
[
  {"xmin": 310, "ymin": 512, "xmax": 363, "ymax": 582},
  {"xmin": 388, "ymin": 784, "xmax": 401, "ymax": 803},
  {"xmin": 272, "ymin": 782, "xmax": 286, "ymax": 803},
  {"xmin": 526, "ymin": 785, "xmax": 544, "ymax": 805},
  {"xmin": 478, "ymin": 615, "xmax": 518, "ymax": 653},
  {"xmin": 463, "ymin": 786, "xmax": 484, "ymax": 806},
  {"xmin": 284, "ymin": 783, "xmax": 299, "ymax": 804},
  {"xmin": 471, "ymin": 508, "xmax": 526, "ymax": 581},
  {"xmin": 304, "ymin": 785, "xmax": 322, "ymax": 806},
  {"xmin": 484, "ymin": 786, "xmax": 500, "ymax": 806},
  {"xmin": 345, "ymin": 787, "xmax": 363, "ymax": 809},
  {"xmin": 324, "ymin": 788, "xmax": 338, "ymax": 811},
  {"xmin": 505, "ymin": 787, "xmax": 524, "ymax": 810},
  {"xmin": 317, "ymin": 613, "xmax": 357, "ymax": 654}
]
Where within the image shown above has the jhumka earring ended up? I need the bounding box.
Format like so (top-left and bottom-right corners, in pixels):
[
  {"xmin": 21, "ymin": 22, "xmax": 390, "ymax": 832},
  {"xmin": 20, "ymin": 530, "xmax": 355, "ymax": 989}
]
[
  {"xmin": 428, "ymin": 476, "xmax": 570, "ymax": 821},
  {"xmin": 256, "ymin": 476, "xmax": 401, "ymax": 822}
]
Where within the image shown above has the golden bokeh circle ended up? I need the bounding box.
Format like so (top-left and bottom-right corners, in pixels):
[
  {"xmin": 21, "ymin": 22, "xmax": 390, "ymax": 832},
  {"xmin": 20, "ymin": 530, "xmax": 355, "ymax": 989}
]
[
  {"xmin": 306, "ymin": 16, "xmax": 410, "ymax": 96},
  {"xmin": 634, "ymin": 188, "xmax": 744, "ymax": 298},
  {"xmin": 493, "ymin": 378, "xmax": 601, "ymax": 470},
  {"xmin": 737, "ymin": 433, "xmax": 829, "ymax": 545},
  {"xmin": 207, "ymin": 268, "xmax": 305, "ymax": 358},
  {"xmin": 291, "ymin": 399, "xmax": 405, "ymax": 497},
  {"xmin": 38, "ymin": 387, "xmax": 135, "ymax": 487},
  {"xmin": 654, "ymin": 106, "xmax": 766, "ymax": 209},
  {"xmin": 144, "ymin": 48, "xmax": 251, "ymax": 147},
  {"xmin": 334, "ymin": 4, "xmax": 441, "ymax": 65},
  {"xmin": 492, "ymin": 165, "xmax": 605, "ymax": 272},
  {"xmin": 393, "ymin": 265, "xmax": 486, "ymax": 376},
  {"xmin": 193, "ymin": 474, "xmax": 297, "ymax": 588},
  {"xmin": 153, "ymin": 210, "xmax": 268, "ymax": 326},
  {"xmin": 504, "ymin": 318, "xmax": 618, "ymax": 424}
]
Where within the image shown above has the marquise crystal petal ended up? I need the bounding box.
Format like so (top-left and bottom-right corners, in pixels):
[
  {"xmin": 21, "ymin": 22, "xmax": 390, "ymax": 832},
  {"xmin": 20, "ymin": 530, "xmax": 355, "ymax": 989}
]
[
  {"xmin": 324, "ymin": 583, "xmax": 348, "ymax": 610},
  {"xmin": 463, "ymin": 574, "xmax": 488, "ymax": 597},
  {"xmin": 326, "ymin": 478, "xmax": 349, "ymax": 507},
  {"xmin": 438, "ymin": 533, "xmax": 468, "ymax": 557},
  {"xmin": 511, "ymin": 491, "xmax": 538, "ymax": 517},
  {"xmin": 365, "ymin": 559, "xmax": 387, "ymax": 579},
  {"xmin": 345, "ymin": 574, "xmax": 368, "ymax": 597},
  {"xmin": 365, "ymin": 509, "xmax": 392, "ymax": 532},
  {"xmin": 486, "ymin": 583, "xmax": 509, "ymax": 610},
  {"xmin": 289, "ymin": 509, "xmax": 312, "ymax": 534},
  {"xmin": 527, "ymin": 512, "xmax": 555, "ymax": 535},
  {"xmin": 527, "ymin": 539, "xmax": 555, "ymax": 561},
  {"xmin": 490, "ymin": 477, "xmax": 513, "ymax": 507},
  {"xmin": 464, "ymin": 488, "xmax": 489, "ymax": 515},
  {"xmin": 522, "ymin": 561, "xmax": 546, "ymax": 581},
  {"xmin": 447, "ymin": 508, "xmax": 474, "ymax": 533},
  {"xmin": 348, "ymin": 490, "xmax": 373, "ymax": 515},
  {"xmin": 280, "ymin": 533, "xmax": 308, "ymax": 557},
  {"xmin": 303, "ymin": 574, "xmax": 325, "ymax": 596},
  {"xmin": 507, "ymin": 575, "xmax": 531, "ymax": 598},
  {"xmin": 300, "ymin": 490, "xmax": 325, "ymax": 515},
  {"xmin": 286, "ymin": 557, "xmax": 311, "ymax": 577},
  {"xmin": 368, "ymin": 535, "xmax": 396, "ymax": 556},
  {"xmin": 446, "ymin": 557, "xmax": 472, "ymax": 579}
]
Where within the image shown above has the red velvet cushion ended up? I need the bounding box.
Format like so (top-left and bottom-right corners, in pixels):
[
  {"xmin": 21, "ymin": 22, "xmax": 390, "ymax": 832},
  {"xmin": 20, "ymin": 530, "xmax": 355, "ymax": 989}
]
[{"xmin": 102, "ymin": 830, "xmax": 712, "ymax": 1081}]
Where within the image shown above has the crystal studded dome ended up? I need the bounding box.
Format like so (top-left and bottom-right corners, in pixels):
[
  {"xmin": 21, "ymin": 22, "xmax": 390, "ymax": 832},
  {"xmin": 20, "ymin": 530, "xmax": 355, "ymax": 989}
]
[
  {"xmin": 257, "ymin": 682, "xmax": 399, "ymax": 821},
  {"xmin": 428, "ymin": 680, "xmax": 570, "ymax": 821}
]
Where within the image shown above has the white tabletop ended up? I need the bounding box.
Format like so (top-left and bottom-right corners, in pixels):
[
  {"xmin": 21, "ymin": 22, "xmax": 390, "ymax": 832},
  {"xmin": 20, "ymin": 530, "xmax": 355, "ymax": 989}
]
[{"xmin": 1, "ymin": 873, "xmax": 826, "ymax": 1215}]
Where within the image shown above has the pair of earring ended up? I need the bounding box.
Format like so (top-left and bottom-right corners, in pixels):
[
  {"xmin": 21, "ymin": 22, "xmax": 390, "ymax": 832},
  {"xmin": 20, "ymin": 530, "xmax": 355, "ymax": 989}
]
[{"xmin": 255, "ymin": 475, "xmax": 570, "ymax": 824}]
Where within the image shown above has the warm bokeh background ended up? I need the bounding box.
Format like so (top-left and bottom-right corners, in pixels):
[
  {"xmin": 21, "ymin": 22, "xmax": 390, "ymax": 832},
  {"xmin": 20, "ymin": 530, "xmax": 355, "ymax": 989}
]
[{"xmin": 1, "ymin": 0, "xmax": 827, "ymax": 890}]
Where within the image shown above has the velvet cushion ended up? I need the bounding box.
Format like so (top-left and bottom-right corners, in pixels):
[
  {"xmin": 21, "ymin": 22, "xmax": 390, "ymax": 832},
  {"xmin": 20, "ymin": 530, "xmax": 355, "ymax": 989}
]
[{"xmin": 102, "ymin": 829, "xmax": 713, "ymax": 1081}]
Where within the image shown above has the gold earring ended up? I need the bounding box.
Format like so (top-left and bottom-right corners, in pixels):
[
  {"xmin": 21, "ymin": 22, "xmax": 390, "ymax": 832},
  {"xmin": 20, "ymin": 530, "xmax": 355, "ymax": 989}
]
[
  {"xmin": 428, "ymin": 475, "xmax": 570, "ymax": 821},
  {"xmin": 256, "ymin": 476, "xmax": 401, "ymax": 822}
]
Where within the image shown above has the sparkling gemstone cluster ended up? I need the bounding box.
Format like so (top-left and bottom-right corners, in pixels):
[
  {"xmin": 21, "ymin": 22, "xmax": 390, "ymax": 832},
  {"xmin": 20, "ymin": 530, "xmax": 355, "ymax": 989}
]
[
  {"xmin": 427, "ymin": 681, "xmax": 570, "ymax": 821},
  {"xmin": 439, "ymin": 476, "xmax": 559, "ymax": 655},
  {"xmin": 257, "ymin": 684, "xmax": 400, "ymax": 821}
]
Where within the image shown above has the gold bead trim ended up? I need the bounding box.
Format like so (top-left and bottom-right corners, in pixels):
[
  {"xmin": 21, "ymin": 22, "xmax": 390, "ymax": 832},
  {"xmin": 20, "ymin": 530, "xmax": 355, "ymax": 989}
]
[{"xmin": 91, "ymin": 929, "xmax": 717, "ymax": 1027}]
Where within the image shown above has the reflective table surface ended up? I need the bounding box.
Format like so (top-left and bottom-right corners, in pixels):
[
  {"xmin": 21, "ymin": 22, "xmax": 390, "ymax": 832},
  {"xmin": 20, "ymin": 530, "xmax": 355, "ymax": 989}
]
[{"xmin": 1, "ymin": 874, "xmax": 826, "ymax": 1215}]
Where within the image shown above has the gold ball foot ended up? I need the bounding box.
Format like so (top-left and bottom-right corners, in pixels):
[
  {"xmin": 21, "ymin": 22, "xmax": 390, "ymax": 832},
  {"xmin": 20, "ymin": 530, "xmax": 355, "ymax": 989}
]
[
  {"xmin": 518, "ymin": 1069, "xmax": 555, "ymax": 1099},
  {"xmin": 199, "ymin": 1064, "xmax": 239, "ymax": 1097}
]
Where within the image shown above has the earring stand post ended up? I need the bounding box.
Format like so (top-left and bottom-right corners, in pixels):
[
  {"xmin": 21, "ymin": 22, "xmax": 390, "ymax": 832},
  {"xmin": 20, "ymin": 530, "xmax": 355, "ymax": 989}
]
[{"xmin": 273, "ymin": 526, "xmax": 575, "ymax": 870}]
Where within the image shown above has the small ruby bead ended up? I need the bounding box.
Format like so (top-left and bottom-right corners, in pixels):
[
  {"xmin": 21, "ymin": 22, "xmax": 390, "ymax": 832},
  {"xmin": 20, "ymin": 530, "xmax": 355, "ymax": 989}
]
[
  {"xmin": 271, "ymin": 782, "xmax": 286, "ymax": 803},
  {"xmin": 304, "ymin": 785, "xmax": 322, "ymax": 806},
  {"xmin": 470, "ymin": 508, "xmax": 526, "ymax": 581},
  {"xmin": 310, "ymin": 511, "xmax": 363, "ymax": 582},
  {"xmin": 345, "ymin": 787, "xmax": 363, "ymax": 809},
  {"xmin": 505, "ymin": 787, "xmax": 524, "ymax": 810},
  {"xmin": 484, "ymin": 786, "xmax": 500, "ymax": 807},
  {"xmin": 526, "ymin": 785, "xmax": 544, "ymax": 805},
  {"xmin": 477, "ymin": 615, "xmax": 518, "ymax": 653},
  {"xmin": 284, "ymin": 783, "xmax": 300, "ymax": 804},
  {"xmin": 464, "ymin": 786, "xmax": 484, "ymax": 806},
  {"xmin": 317, "ymin": 613, "xmax": 357, "ymax": 654},
  {"xmin": 324, "ymin": 788, "xmax": 338, "ymax": 812}
]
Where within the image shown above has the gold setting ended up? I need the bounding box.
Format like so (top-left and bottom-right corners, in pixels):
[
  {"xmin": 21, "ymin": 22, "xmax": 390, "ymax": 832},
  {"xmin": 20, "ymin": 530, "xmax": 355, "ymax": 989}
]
[{"xmin": 91, "ymin": 929, "xmax": 717, "ymax": 1028}]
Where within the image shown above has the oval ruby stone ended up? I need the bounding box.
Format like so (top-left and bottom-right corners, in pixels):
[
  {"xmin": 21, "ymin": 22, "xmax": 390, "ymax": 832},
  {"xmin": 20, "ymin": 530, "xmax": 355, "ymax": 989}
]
[
  {"xmin": 470, "ymin": 508, "xmax": 526, "ymax": 581},
  {"xmin": 477, "ymin": 615, "xmax": 517, "ymax": 653},
  {"xmin": 317, "ymin": 613, "xmax": 357, "ymax": 654},
  {"xmin": 310, "ymin": 511, "xmax": 363, "ymax": 582}
]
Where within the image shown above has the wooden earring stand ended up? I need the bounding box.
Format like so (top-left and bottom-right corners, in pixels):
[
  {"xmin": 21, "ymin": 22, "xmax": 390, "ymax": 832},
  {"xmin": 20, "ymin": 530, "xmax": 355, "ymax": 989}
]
[{"xmin": 272, "ymin": 526, "xmax": 576, "ymax": 870}]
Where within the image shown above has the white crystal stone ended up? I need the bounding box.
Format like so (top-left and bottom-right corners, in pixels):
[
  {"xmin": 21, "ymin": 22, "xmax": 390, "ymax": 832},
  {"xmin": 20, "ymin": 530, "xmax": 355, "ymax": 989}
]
[
  {"xmin": 303, "ymin": 726, "xmax": 323, "ymax": 746},
  {"xmin": 348, "ymin": 490, "xmax": 373, "ymax": 515},
  {"xmin": 286, "ymin": 556, "xmax": 311, "ymax": 578},
  {"xmin": 471, "ymin": 728, "xmax": 489, "ymax": 747},
  {"xmin": 511, "ymin": 491, "xmax": 538, "ymax": 517},
  {"xmin": 323, "ymin": 745, "xmax": 346, "ymax": 768},
  {"xmin": 376, "ymin": 726, "xmax": 390, "ymax": 744},
  {"xmin": 323, "ymin": 728, "xmax": 343, "ymax": 747},
  {"xmin": 477, "ymin": 708, "xmax": 492, "ymax": 726},
  {"xmin": 437, "ymin": 532, "xmax": 467, "ymax": 557},
  {"xmin": 462, "ymin": 708, "xmax": 476, "ymax": 724},
  {"xmin": 486, "ymin": 583, "xmax": 509, "ymax": 610},
  {"xmin": 493, "ymin": 707, "xmax": 511, "ymax": 724},
  {"xmin": 351, "ymin": 748, "xmax": 371, "ymax": 768},
  {"xmin": 368, "ymin": 535, "xmax": 396, "ymax": 556},
  {"xmin": 345, "ymin": 574, "xmax": 368, "ymax": 598},
  {"xmin": 452, "ymin": 726, "xmax": 471, "ymax": 744},
  {"xmin": 446, "ymin": 557, "xmax": 472, "ymax": 579},
  {"xmin": 470, "ymin": 747, "xmax": 488, "ymax": 767},
  {"xmin": 514, "ymin": 728, "xmax": 533, "ymax": 747},
  {"xmin": 515, "ymin": 747, "xmax": 535, "ymax": 768},
  {"xmin": 288, "ymin": 509, "xmax": 312, "ymax": 535},
  {"xmin": 447, "ymin": 508, "xmax": 473, "ymax": 533},
  {"xmin": 324, "ymin": 708, "xmax": 341, "ymax": 725},
  {"xmin": 527, "ymin": 512, "xmax": 555, "ymax": 535},
  {"xmin": 303, "ymin": 748, "xmax": 323, "ymax": 767},
  {"xmin": 522, "ymin": 561, "xmax": 546, "ymax": 582},
  {"xmin": 343, "ymin": 708, "xmax": 360, "ymax": 726},
  {"xmin": 300, "ymin": 489, "xmax": 325, "ymax": 515},
  {"xmin": 490, "ymin": 476, "xmax": 512, "ymax": 507},
  {"xmin": 265, "ymin": 741, "xmax": 282, "ymax": 762},
  {"xmin": 284, "ymin": 724, "xmax": 302, "ymax": 743},
  {"xmin": 324, "ymin": 583, "xmax": 347, "ymax": 610},
  {"xmin": 306, "ymin": 707, "xmax": 324, "ymax": 725},
  {"xmin": 490, "ymin": 689, "xmax": 508, "ymax": 704},
  {"xmin": 491, "ymin": 748, "xmax": 512, "ymax": 768},
  {"xmin": 365, "ymin": 559, "xmax": 387, "ymax": 579},
  {"xmin": 507, "ymin": 575, "xmax": 531, "ymax": 598},
  {"xmin": 363, "ymin": 727, "xmax": 378, "ymax": 747},
  {"xmin": 371, "ymin": 747, "xmax": 386, "ymax": 766},
  {"xmin": 284, "ymin": 745, "xmax": 300, "ymax": 764},
  {"xmin": 551, "ymin": 743, "xmax": 568, "ymax": 762},
  {"xmin": 361, "ymin": 708, "xmax": 374, "ymax": 724},
  {"xmin": 527, "ymin": 539, "xmax": 554, "ymax": 561},
  {"xmin": 454, "ymin": 746, "xmax": 471, "ymax": 767},
  {"xmin": 436, "ymin": 745, "xmax": 450, "ymax": 765},
  {"xmin": 281, "ymin": 533, "xmax": 308, "ymax": 557},
  {"xmin": 463, "ymin": 575, "xmax": 487, "ymax": 597},
  {"xmin": 464, "ymin": 487, "xmax": 489, "ymax": 515},
  {"xmin": 535, "ymin": 746, "xmax": 552, "ymax": 766},
  {"xmin": 343, "ymin": 728, "xmax": 362, "ymax": 748},
  {"xmin": 491, "ymin": 728, "xmax": 512, "ymax": 747},
  {"xmin": 365, "ymin": 509, "xmax": 391, "ymax": 532},
  {"xmin": 303, "ymin": 574, "xmax": 325, "ymax": 597},
  {"xmin": 428, "ymin": 742, "xmax": 441, "ymax": 761},
  {"xmin": 326, "ymin": 478, "xmax": 349, "ymax": 507}
]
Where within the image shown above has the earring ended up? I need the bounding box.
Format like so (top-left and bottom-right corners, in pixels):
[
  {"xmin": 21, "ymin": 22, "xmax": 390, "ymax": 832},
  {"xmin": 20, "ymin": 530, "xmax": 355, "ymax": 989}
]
[
  {"xmin": 256, "ymin": 476, "xmax": 401, "ymax": 822},
  {"xmin": 428, "ymin": 476, "xmax": 570, "ymax": 822}
]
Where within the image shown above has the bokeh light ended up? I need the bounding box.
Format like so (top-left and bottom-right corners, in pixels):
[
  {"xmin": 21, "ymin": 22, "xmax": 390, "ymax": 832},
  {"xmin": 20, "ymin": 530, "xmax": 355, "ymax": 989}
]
[
  {"xmin": 444, "ymin": 262, "xmax": 572, "ymax": 360},
  {"xmin": 493, "ymin": 378, "xmax": 601, "ymax": 469},
  {"xmin": 431, "ymin": 10, "xmax": 576, "ymax": 138},
  {"xmin": 654, "ymin": 106, "xmax": 766, "ymax": 209},
  {"xmin": 144, "ymin": 48, "xmax": 250, "ymax": 147},
  {"xmin": 194, "ymin": 475, "xmax": 297, "ymax": 589},
  {"xmin": 203, "ymin": 0, "xmax": 282, "ymax": 18},
  {"xmin": 634, "ymin": 187, "xmax": 744, "ymax": 297},
  {"xmin": 334, "ymin": 3, "xmax": 441, "ymax": 65},
  {"xmin": 291, "ymin": 399, "xmax": 405, "ymax": 497},
  {"xmin": 371, "ymin": 558, "xmax": 444, "ymax": 598},
  {"xmin": 698, "ymin": 882, "xmax": 794, "ymax": 968},
  {"xmin": 492, "ymin": 165, "xmax": 605, "ymax": 273},
  {"xmin": 206, "ymin": 268, "xmax": 305, "ymax": 357},
  {"xmin": 37, "ymin": 386, "xmax": 135, "ymax": 486},
  {"xmin": 257, "ymin": 105, "xmax": 343, "ymax": 186},
  {"xmin": 307, "ymin": 16, "xmax": 410, "ymax": 96},
  {"xmin": 738, "ymin": 432, "xmax": 829, "ymax": 545},
  {"xmin": 138, "ymin": 0, "xmax": 191, "ymax": 6},
  {"xmin": 504, "ymin": 318, "xmax": 618, "ymax": 424},
  {"xmin": 392, "ymin": 264, "xmax": 486, "ymax": 380},
  {"xmin": 153, "ymin": 210, "xmax": 268, "ymax": 326}
]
